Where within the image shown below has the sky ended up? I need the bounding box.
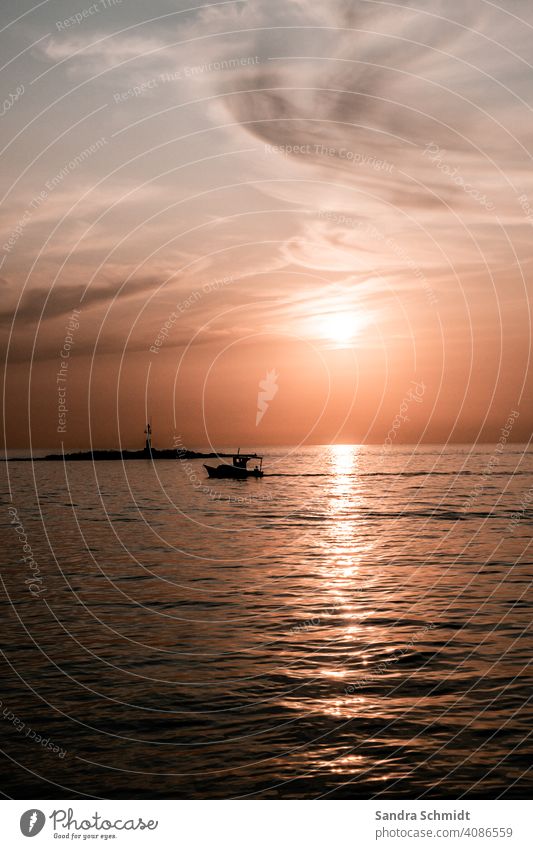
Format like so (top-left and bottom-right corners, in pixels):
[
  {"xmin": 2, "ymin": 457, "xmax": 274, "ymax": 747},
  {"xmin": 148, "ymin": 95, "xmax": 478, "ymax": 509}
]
[{"xmin": 1, "ymin": 0, "xmax": 533, "ymax": 449}]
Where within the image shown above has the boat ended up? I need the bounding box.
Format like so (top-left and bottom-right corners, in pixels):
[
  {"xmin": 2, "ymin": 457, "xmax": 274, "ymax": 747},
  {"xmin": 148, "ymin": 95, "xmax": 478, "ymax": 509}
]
[{"xmin": 203, "ymin": 451, "xmax": 264, "ymax": 479}]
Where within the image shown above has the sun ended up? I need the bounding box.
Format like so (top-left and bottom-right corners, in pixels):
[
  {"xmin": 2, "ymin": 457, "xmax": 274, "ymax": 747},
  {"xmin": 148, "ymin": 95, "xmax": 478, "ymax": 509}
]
[{"xmin": 319, "ymin": 311, "xmax": 362, "ymax": 347}]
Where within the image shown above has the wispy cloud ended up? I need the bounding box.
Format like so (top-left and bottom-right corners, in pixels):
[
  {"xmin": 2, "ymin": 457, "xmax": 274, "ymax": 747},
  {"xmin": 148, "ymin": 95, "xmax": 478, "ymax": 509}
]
[
  {"xmin": 7, "ymin": 1, "xmax": 533, "ymax": 364},
  {"xmin": 40, "ymin": 32, "xmax": 168, "ymax": 67},
  {"xmin": 0, "ymin": 276, "xmax": 159, "ymax": 328}
]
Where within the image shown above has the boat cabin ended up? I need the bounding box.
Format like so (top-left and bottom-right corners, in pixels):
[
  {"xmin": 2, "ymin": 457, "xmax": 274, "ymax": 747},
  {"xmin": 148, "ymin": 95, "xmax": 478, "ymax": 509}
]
[{"xmin": 232, "ymin": 452, "xmax": 263, "ymax": 472}]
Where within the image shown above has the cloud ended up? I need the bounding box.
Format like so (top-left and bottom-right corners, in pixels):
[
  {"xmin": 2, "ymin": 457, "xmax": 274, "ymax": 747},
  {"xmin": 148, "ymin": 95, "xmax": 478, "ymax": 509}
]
[
  {"xmin": 18, "ymin": 1, "xmax": 533, "ymax": 336},
  {"xmin": 40, "ymin": 31, "xmax": 169, "ymax": 69},
  {"xmin": 0, "ymin": 276, "xmax": 158, "ymax": 328},
  {"xmin": 200, "ymin": 0, "xmax": 533, "ymax": 273}
]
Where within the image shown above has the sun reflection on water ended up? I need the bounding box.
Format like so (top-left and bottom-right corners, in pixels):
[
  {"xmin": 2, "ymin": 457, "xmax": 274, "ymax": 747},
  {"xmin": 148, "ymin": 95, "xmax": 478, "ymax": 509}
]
[{"xmin": 321, "ymin": 444, "xmax": 377, "ymax": 608}]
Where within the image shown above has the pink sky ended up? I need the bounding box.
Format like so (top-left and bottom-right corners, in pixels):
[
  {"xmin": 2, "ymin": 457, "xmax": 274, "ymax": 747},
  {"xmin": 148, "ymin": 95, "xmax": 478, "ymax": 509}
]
[{"xmin": 1, "ymin": 0, "xmax": 532, "ymax": 449}]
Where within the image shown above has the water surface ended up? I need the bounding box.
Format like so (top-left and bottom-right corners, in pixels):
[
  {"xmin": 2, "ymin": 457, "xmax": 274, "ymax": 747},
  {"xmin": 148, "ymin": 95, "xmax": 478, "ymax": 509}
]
[{"xmin": 1, "ymin": 445, "xmax": 531, "ymax": 798}]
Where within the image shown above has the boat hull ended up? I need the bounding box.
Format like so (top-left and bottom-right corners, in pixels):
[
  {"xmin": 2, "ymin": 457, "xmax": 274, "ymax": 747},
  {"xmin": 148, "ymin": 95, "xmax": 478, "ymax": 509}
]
[{"xmin": 203, "ymin": 464, "xmax": 264, "ymax": 479}]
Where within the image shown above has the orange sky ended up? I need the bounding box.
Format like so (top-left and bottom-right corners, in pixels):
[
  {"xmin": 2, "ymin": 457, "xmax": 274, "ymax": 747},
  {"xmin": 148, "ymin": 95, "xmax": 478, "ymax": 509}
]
[{"xmin": 1, "ymin": 0, "xmax": 532, "ymax": 449}]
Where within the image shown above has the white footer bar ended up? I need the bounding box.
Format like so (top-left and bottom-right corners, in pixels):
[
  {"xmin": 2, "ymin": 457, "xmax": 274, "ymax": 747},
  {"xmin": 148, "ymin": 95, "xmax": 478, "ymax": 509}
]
[{"xmin": 4, "ymin": 799, "xmax": 528, "ymax": 848}]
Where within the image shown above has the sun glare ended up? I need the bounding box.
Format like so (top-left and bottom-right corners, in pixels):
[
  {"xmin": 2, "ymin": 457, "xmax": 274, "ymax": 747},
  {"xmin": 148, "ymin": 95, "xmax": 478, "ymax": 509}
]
[{"xmin": 320, "ymin": 311, "xmax": 361, "ymax": 347}]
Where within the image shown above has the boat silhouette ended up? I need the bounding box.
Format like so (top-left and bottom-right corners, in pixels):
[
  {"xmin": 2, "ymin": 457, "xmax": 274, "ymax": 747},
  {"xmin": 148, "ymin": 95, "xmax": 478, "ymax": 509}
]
[{"xmin": 204, "ymin": 450, "xmax": 264, "ymax": 479}]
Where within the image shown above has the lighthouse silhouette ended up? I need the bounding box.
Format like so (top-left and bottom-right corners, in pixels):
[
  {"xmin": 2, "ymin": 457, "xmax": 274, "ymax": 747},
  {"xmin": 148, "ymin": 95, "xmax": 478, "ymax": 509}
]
[{"xmin": 144, "ymin": 421, "xmax": 152, "ymax": 454}]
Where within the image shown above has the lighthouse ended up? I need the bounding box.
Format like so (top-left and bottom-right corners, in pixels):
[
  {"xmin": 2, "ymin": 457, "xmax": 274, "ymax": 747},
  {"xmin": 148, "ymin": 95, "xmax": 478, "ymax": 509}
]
[{"xmin": 144, "ymin": 421, "xmax": 152, "ymax": 454}]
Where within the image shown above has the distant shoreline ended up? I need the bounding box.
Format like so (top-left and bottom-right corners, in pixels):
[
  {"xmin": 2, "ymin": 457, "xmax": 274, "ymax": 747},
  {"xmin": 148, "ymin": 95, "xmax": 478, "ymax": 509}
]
[{"xmin": 2, "ymin": 448, "xmax": 233, "ymax": 462}]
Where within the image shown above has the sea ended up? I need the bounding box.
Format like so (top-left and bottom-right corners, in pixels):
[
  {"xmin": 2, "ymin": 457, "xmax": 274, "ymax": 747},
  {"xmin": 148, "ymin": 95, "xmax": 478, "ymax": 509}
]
[{"xmin": 0, "ymin": 444, "xmax": 532, "ymax": 799}]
